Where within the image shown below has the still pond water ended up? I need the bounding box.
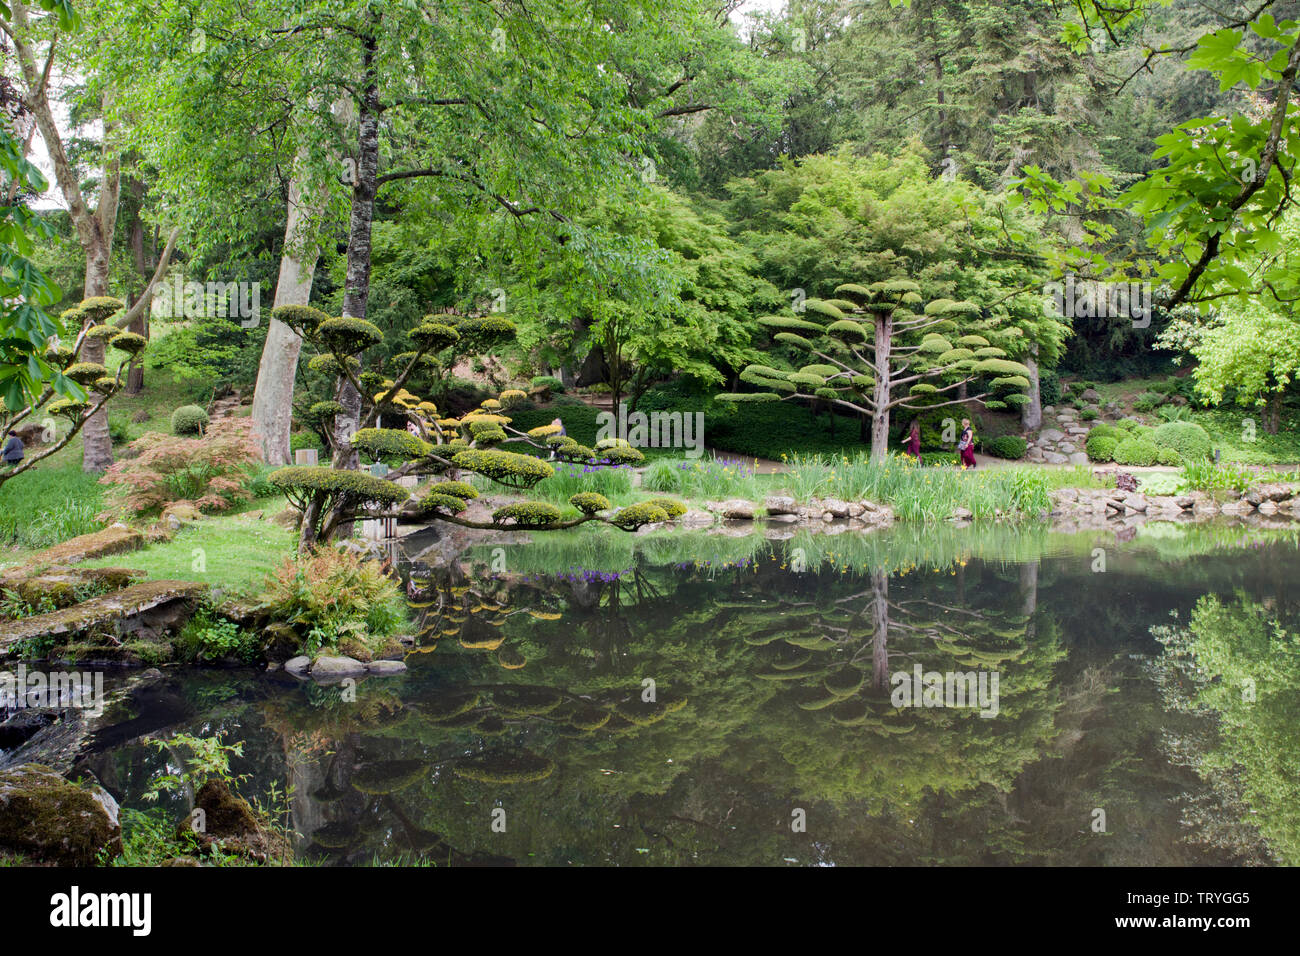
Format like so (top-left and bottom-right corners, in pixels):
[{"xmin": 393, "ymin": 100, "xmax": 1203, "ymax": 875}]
[{"xmin": 78, "ymin": 522, "xmax": 1300, "ymax": 865}]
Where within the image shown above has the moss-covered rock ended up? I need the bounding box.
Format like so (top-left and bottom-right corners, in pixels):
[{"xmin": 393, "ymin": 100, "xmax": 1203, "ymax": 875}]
[
  {"xmin": 184, "ymin": 778, "xmax": 291, "ymax": 864},
  {"xmin": 0, "ymin": 580, "xmax": 207, "ymax": 659},
  {"xmin": 0, "ymin": 764, "xmax": 121, "ymax": 865},
  {"xmin": 19, "ymin": 526, "xmax": 144, "ymax": 571}
]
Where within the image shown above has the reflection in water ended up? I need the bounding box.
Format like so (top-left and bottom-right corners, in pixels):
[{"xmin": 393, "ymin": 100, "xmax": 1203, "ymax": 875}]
[{"xmin": 77, "ymin": 523, "xmax": 1300, "ymax": 865}]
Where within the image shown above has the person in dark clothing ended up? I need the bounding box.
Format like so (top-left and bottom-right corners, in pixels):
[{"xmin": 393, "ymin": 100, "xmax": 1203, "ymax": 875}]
[{"xmin": 2, "ymin": 430, "xmax": 24, "ymax": 469}]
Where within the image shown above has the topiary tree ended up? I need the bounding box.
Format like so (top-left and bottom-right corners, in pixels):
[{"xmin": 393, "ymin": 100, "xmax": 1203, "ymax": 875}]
[
  {"xmin": 717, "ymin": 279, "xmax": 1032, "ymax": 460},
  {"xmin": 171, "ymin": 404, "xmax": 210, "ymax": 436},
  {"xmin": 0, "ymin": 296, "xmax": 143, "ymax": 489},
  {"xmin": 266, "ymin": 304, "xmax": 675, "ymax": 547},
  {"xmin": 269, "ymin": 466, "xmax": 413, "ymax": 550}
]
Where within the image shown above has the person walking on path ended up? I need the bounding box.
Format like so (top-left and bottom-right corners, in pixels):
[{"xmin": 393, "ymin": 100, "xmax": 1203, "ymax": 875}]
[
  {"xmin": 2, "ymin": 430, "xmax": 24, "ymax": 470},
  {"xmin": 905, "ymin": 420, "xmax": 921, "ymax": 459},
  {"xmin": 957, "ymin": 419, "xmax": 977, "ymax": 468}
]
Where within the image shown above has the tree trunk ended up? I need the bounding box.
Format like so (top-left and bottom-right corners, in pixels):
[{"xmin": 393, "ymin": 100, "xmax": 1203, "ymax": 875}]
[
  {"xmin": 332, "ymin": 27, "xmax": 381, "ymax": 474},
  {"xmin": 1021, "ymin": 345, "xmax": 1043, "ymax": 431},
  {"xmin": 870, "ymin": 313, "xmax": 893, "ymax": 461},
  {"xmin": 80, "ymin": 246, "xmax": 114, "ymax": 473},
  {"xmin": 252, "ymin": 171, "xmax": 328, "ymax": 464},
  {"xmin": 125, "ymin": 203, "xmax": 147, "ymax": 394},
  {"xmin": 10, "ymin": 11, "xmax": 122, "ymax": 473}
]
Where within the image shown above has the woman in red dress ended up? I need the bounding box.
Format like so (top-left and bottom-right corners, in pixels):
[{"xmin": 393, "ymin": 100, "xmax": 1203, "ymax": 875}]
[{"xmin": 958, "ymin": 419, "xmax": 977, "ymax": 468}]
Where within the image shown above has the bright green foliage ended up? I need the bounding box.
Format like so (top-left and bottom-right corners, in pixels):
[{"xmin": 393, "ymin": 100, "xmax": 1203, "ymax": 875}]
[
  {"xmin": 568, "ymin": 492, "xmax": 612, "ymax": 514},
  {"xmin": 350, "ymin": 427, "xmax": 431, "ymax": 463},
  {"xmin": 64, "ymin": 363, "xmax": 109, "ymax": 386},
  {"xmin": 318, "ymin": 317, "xmax": 384, "ymax": 355},
  {"xmin": 1152, "ymin": 422, "xmax": 1212, "ymax": 462},
  {"xmin": 643, "ymin": 496, "xmax": 687, "ymax": 518},
  {"xmin": 492, "ymin": 501, "xmax": 564, "ymax": 527},
  {"xmin": 269, "ymin": 466, "xmax": 409, "ymax": 507},
  {"xmin": 985, "ymin": 436, "xmax": 1027, "ymax": 460},
  {"xmin": 607, "ymin": 502, "xmax": 670, "ymax": 530},
  {"xmin": 170, "ymin": 404, "xmax": 210, "ymax": 435},
  {"xmin": 598, "ymin": 444, "xmax": 646, "ymax": 465},
  {"xmin": 451, "ymin": 449, "xmax": 554, "ymax": 490},
  {"xmin": 1112, "ymin": 437, "xmax": 1161, "ymax": 467},
  {"xmin": 1085, "ymin": 429, "xmax": 1120, "ymax": 463},
  {"xmin": 419, "ymin": 493, "xmax": 468, "ymax": 515},
  {"xmin": 426, "ymin": 480, "xmax": 478, "ymax": 500},
  {"xmin": 1155, "ymin": 447, "xmax": 1185, "ymax": 467}
]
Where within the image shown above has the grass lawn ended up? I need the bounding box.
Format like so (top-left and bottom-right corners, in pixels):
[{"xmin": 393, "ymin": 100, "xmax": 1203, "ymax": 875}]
[{"xmin": 79, "ymin": 501, "xmax": 295, "ymax": 594}]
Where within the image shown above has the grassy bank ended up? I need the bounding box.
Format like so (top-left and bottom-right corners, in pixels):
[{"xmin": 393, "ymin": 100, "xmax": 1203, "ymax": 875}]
[{"xmin": 79, "ymin": 505, "xmax": 295, "ymax": 593}]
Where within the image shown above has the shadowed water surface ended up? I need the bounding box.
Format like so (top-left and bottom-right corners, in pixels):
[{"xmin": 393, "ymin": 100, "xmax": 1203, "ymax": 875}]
[{"xmin": 75, "ymin": 521, "xmax": 1300, "ymax": 865}]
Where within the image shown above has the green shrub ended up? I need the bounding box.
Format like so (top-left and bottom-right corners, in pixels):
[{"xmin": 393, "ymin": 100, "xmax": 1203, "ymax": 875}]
[
  {"xmin": 1132, "ymin": 391, "xmax": 1164, "ymax": 413},
  {"xmin": 1112, "ymin": 437, "xmax": 1160, "ymax": 466},
  {"xmin": 1085, "ymin": 431, "xmax": 1119, "ymax": 463},
  {"xmin": 171, "ymin": 404, "xmax": 210, "ymax": 436},
  {"xmin": 530, "ymin": 375, "xmax": 566, "ymax": 393},
  {"xmin": 1079, "ymin": 407, "xmax": 1098, "ymax": 421},
  {"xmin": 492, "ymin": 501, "xmax": 564, "ymax": 526},
  {"xmin": 451, "ymin": 448, "xmax": 554, "ymax": 489},
  {"xmin": 290, "ymin": 431, "xmax": 324, "ymax": 454},
  {"xmin": 351, "ymin": 427, "xmax": 431, "ymax": 464},
  {"xmin": 643, "ymin": 496, "xmax": 687, "ymax": 518},
  {"xmin": 1151, "ymin": 421, "xmax": 1212, "ymax": 462},
  {"xmin": 641, "ymin": 458, "xmax": 685, "ymax": 494},
  {"xmin": 984, "ymin": 435, "xmax": 1027, "ymax": 460},
  {"xmin": 108, "ymin": 412, "xmax": 139, "ymax": 445},
  {"xmin": 419, "ymin": 492, "xmax": 468, "ymax": 515},
  {"xmin": 176, "ymin": 607, "xmax": 258, "ymax": 663},
  {"xmin": 246, "ymin": 465, "xmax": 282, "ymax": 499},
  {"xmin": 608, "ymin": 502, "xmax": 669, "ymax": 530},
  {"xmin": 1156, "ymin": 404, "xmax": 1194, "ymax": 423},
  {"xmin": 1155, "ymin": 446, "xmax": 1185, "ymax": 467},
  {"xmin": 598, "ymin": 444, "xmax": 645, "ymax": 465},
  {"xmin": 426, "ymin": 480, "xmax": 478, "ymax": 500},
  {"xmin": 1116, "ymin": 418, "xmax": 1142, "ymax": 433},
  {"xmin": 258, "ymin": 548, "xmax": 408, "ymax": 656},
  {"xmin": 568, "ymin": 492, "xmax": 611, "ymax": 514}
]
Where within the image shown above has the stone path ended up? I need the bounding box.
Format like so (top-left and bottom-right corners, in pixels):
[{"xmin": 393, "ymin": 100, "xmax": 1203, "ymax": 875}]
[{"xmin": 1026, "ymin": 404, "xmax": 1092, "ymax": 465}]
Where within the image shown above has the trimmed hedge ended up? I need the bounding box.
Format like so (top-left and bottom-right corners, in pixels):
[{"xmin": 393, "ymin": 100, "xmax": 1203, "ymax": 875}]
[
  {"xmin": 608, "ymin": 502, "xmax": 669, "ymax": 530},
  {"xmin": 643, "ymin": 497, "xmax": 687, "ymax": 518},
  {"xmin": 451, "ymin": 448, "xmax": 554, "ymax": 489},
  {"xmin": 420, "ymin": 493, "xmax": 468, "ymax": 515},
  {"xmin": 426, "ymin": 480, "xmax": 478, "ymax": 500},
  {"xmin": 1085, "ymin": 430, "xmax": 1119, "ymax": 462},
  {"xmin": 171, "ymin": 404, "xmax": 210, "ymax": 436},
  {"xmin": 493, "ymin": 501, "xmax": 564, "ymax": 526},
  {"xmin": 569, "ymin": 492, "xmax": 611, "ymax": 514},
  {"xmin": 1151, "ymin": 421, "xmax": 1211, "ymax": 462},
  {"xmin": 269, "ymin": 466, "xmax": 410, "ymax": 506},
  {"xmin": 1112, "ymin": 437, "xmax": 1160, "ymax": 467},
  {"xmin": 350, "ymin": 427, "xmax": 431, "ymax": 463},
  {"xmin": 984, "ymin": 435, "xmax": 1027, "ymax": 460}
]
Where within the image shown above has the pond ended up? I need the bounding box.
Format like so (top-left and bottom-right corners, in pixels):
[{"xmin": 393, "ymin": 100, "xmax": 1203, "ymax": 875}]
[{"xmin": 73, "ymin": 521, "xmax": 1300, "ymax": 866}]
